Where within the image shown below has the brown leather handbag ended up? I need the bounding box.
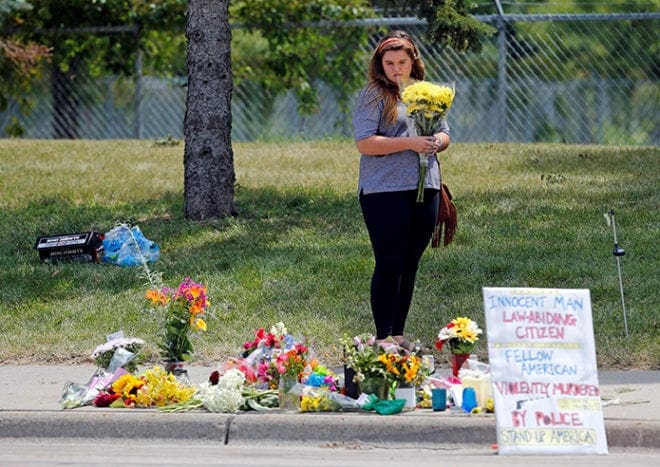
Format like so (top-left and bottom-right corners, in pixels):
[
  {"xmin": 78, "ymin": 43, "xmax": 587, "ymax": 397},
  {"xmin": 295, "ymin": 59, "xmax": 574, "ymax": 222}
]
[{"xmin": 431, "ymin": 183, "xmax": 457, "ymax": 248}]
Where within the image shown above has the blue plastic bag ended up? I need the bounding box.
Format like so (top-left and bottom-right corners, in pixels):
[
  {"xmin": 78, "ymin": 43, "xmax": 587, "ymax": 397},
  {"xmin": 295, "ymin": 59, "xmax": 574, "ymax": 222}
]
[{"xmin": 102, "ymin": 224, "xmax": 160, "ymax": 266}]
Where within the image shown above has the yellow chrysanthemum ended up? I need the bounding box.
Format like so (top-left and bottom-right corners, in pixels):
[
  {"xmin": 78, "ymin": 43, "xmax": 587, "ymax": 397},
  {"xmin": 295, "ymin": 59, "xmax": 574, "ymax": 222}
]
[
  {"xmin": 401, "ymin": 81, "xmax": 454, "ymax": 137},
  {"xmin": 403, "ymin": 368, "xmax": 416, "ymax": 383},
  {"xmin": 401, "ymin": 81, "xmax": 454, "ymax": 117}
]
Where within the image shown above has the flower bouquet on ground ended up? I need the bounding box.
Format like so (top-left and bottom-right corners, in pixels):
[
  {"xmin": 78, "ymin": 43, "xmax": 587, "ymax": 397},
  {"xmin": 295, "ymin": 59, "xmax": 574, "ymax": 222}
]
[
  {"xmin": 301, "ymin": 360, "xmax": 339, "ymax": 392},
  {"xmin": 91, "ymin": 331, "xmax": 144, "ymax": 373},
  {"xmin": 161, "ymin": 368, "xmax": 281, "ymax": 413},
  {"xmin": 61, "ymin": 332, "xmax": 144, "ymax": 409},
  {"xmin": 93, "ymin": 366, "xmax": 195, "ymax": 408},
  {"xmin": 342, "ymin": 334, "xmax": 431, "ymax": 400},
  {"xmin": 435, "ymin": 316, "xmax": 483, "ymax": 376},
  {"xmin": 144, "ymin": 276, "xmax": 210, "ymax": 366},
  {"xmin": 60, "ymin": 368, "xmax": 130, "ymax": 409},
  {"xmin": 240, "ymin": 322, "xmax": 311, "ymax": 389},
  {"xmin": 379, "ymin": 350, "xmax": 427, "ymax": 389},
  {"xmin": 342, "ymin": 334, "xmax": 389, "ymax": 385},
  {"xmin": 299, "ymin": 385, "xmax": 361, "ymax": 412},
  {"xmin": 400, "ymin": 80, "xmax": 455, "ymax": 202}
]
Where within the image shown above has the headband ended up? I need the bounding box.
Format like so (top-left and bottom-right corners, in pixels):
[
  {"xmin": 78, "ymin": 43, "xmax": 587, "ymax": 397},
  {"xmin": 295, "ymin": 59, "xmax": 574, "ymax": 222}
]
[{"xmin": 378, "ymin": 37, "xmax": 415, "ymax": 53}]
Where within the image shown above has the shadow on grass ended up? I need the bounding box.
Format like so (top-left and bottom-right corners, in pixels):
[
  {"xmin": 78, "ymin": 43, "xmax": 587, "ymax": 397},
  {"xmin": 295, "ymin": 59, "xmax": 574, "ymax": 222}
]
[{"xmin": 0, "ymin": 187, "xmax": 366, "ymax": 306}]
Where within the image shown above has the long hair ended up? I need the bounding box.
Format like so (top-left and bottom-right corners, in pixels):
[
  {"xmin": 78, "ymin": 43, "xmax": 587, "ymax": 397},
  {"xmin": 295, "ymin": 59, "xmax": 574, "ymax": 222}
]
[{"xmin": 367, "ymin": 31, "xmax": 426, "ymax": 126}]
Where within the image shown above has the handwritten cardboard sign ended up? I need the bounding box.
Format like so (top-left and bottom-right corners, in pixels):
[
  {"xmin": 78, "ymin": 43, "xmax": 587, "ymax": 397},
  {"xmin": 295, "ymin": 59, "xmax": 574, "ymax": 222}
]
[{"xmin": 483, "ymin": 287, "xmax": 608, "ymax": 455}]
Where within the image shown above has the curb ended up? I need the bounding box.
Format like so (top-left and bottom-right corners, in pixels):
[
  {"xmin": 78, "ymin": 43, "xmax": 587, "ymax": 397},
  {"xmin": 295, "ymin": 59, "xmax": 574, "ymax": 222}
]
[
  {"xmin": 1, "ymin": 411, "xmax": 658, "ymax": 449},
  {"xmin": 604, "ymin": 419, "xmax": 660, "ymax": 450}
]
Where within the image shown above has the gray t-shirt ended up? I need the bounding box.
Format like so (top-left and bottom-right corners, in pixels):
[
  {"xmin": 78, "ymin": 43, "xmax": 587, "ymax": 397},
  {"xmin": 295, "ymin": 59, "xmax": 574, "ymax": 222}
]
[{"xmin": 352, "ymin": 85, "xmax": 450, "ymax": 195}]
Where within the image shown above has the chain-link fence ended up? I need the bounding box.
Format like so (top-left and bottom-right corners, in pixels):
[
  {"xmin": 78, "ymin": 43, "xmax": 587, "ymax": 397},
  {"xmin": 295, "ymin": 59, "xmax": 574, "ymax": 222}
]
[{"xmin": 1, "ymin": 12, "xmax": 657, "ymax": 145}]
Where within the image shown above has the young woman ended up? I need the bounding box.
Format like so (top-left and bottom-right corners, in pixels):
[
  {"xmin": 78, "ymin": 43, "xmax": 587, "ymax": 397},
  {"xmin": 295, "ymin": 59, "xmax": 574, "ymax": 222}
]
[{"xmin": 352, "ymin": 30, "xmax": 451, "ymax": 350}]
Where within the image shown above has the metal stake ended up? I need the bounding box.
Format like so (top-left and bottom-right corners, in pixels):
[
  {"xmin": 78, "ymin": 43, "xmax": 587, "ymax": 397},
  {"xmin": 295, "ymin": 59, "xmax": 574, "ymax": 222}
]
[{"xmin": 604, "ymin": 209, "xmax": 628, "ymax": 336}]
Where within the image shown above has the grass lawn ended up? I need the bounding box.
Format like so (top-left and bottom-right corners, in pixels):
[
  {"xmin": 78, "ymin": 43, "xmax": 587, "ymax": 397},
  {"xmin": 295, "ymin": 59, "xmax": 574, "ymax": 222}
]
[{"xmin": 0, "ymin": 139, "xmax": 657, "ymax": 370}]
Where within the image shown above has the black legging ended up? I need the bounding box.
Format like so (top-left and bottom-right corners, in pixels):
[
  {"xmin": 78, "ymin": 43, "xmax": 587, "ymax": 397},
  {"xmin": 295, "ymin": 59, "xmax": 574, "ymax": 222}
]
[{"xmin": 359, "ymin": 188, "xmax": 439, "ymax": 339}]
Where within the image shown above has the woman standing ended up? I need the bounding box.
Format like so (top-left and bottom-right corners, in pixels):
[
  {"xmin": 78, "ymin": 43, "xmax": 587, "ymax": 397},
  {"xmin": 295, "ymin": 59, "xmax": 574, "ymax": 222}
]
[{"xmin": 352, "ymin": 30, "xmax": 451, "ymax": 350}]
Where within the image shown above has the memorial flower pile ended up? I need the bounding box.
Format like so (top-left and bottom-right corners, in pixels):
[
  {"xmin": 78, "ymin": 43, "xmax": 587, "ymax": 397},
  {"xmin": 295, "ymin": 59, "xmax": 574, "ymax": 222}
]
[
  {"xmin": 61, "ymin": 322, "xmax": 353, "ymax": 413},
  {"xmin": 435, "ymin": 316, "xmax": 483, "ymax": 354},
  {"xmin": 400, "ymin": 80, "xmax": 455, "ymax": 202},
  {"xmin": 144, "ymin": 276, "xmax": 210, "ymax": 363}
]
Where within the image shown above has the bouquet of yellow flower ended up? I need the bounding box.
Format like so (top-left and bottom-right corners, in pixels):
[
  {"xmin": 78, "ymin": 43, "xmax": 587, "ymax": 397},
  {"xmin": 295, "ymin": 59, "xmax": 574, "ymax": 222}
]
[
  {"xmin": 378, "ymin": 351, "xmax": 427, "ymax": 387},
  {"xmin": 401, "ymin": 80, "xmax": 455, "ymax": 202},
  {"xmin": 145, "ymin": 277, "xmax": 210, "ymax": 363},
  {"xmin": 435, "ymin": 316, "xmax": 482, "ymax": 355},
  {"xmin": 94, "ymin": 366, "xmax": 195, "ymax": 408}
]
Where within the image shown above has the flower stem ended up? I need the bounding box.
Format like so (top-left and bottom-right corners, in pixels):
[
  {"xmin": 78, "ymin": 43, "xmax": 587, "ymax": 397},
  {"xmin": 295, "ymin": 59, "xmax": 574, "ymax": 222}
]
[{"xmin": 416, "ymin": 153, "xmax": 429, "ymax": 203}]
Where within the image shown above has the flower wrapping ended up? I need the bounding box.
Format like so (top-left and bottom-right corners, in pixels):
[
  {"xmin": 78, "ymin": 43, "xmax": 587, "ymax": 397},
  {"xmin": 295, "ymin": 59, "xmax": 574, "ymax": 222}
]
[{"xmin": 91, "ymin": 335, "xmax": 144, "ymax": 373}]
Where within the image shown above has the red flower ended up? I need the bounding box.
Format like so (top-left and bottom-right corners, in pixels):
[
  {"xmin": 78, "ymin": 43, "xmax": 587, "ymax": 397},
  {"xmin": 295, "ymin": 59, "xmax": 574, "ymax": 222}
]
[
  {"xmin": 264, "ymin": 332, "xmax": 277, "ymax": 347},
  {"xmin": 93, "ymin": 392, "xmax": 121, "ymax": 407}
]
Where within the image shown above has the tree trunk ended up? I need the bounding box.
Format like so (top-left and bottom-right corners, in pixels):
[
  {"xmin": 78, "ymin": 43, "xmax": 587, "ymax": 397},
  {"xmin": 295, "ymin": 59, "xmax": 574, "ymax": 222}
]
[{"xmin": 183, "ymin": 0, "xmax": 235, "ymax": 220}]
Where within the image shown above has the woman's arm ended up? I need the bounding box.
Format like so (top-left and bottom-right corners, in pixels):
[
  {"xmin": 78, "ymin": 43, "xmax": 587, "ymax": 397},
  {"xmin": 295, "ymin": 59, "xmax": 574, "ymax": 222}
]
[
  {"xmin": 434, "ymin": 131, "xmax": 451, "ymax": 152},
  {"xmin": 356, "ymin": 134, "xmax": 441, "ymax": 155}
]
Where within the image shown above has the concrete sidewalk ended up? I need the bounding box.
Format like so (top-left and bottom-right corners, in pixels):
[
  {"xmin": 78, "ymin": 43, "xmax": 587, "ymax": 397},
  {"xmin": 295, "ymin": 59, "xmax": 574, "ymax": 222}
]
[{"xmin": 0, "ymin": 365, "xmax": 657, "ymax": 449}]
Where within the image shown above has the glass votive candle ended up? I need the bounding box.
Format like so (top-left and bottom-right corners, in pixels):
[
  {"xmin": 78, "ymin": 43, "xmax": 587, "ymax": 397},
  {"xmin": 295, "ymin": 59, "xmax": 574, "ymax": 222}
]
[
  {"xmin": 431, "ymin": 388, "xmax": 447, "ymax": 411},
  {"xmin": 461, "ymin": 387, "xmax": 478, "ymax": 413}
]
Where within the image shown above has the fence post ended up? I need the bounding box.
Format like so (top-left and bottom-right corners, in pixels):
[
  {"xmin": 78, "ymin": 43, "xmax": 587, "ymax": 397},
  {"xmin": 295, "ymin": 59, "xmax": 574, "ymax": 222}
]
[
  {"xmin": 494, "ymin": 0, "xmax": 508, "ymax": 142},
  {"xmin": 134, "ymin": 26, "xmax": 143, "ymax": 139}
]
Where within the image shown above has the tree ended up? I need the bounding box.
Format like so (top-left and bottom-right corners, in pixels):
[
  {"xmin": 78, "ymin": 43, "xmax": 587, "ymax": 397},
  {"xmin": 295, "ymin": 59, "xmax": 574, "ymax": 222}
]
[
  {"xmin": 419, "ymin": 0, "xmax": 495, "ymax": 52},
  {"xmin": 183, "ymin": 0, "xmax": 235, "ymax": 220},
  {"xmin": 232, "ymin": 0, "xmax": 373, "ymax": 115},
  {"xmin": 8, "ymin": 0, "xmax": 187, "ymax": 138},
  {"xmin": 0, "ymin": 0, "xmax": 50, "ymax": 136}
]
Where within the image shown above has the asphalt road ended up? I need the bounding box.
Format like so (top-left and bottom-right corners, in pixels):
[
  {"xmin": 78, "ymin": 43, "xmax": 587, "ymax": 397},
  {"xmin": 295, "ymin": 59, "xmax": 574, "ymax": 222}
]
[{"xmin": 0, "ymin": 439, "xmax": 658, "ymax": 466}]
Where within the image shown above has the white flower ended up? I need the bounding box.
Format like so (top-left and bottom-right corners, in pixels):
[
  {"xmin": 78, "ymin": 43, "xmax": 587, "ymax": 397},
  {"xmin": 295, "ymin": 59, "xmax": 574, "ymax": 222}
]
[
  {"xmin": 271, "ymin": 321, "xmax": 287, "ymax": 337},
  {"xmin": 436, "ymin": 327, "xmax": 453, "ymax": 342},
  {"xmin": 91, "ymin": 337, "xmax": 144, "ymax": 358},
  {"xmin": 195, "ymin": 369, "xmax": 246, "ymax": 413},
  {"xmin": 217, "ymin": 369, "xmax": 245, "ymax": 389}
]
